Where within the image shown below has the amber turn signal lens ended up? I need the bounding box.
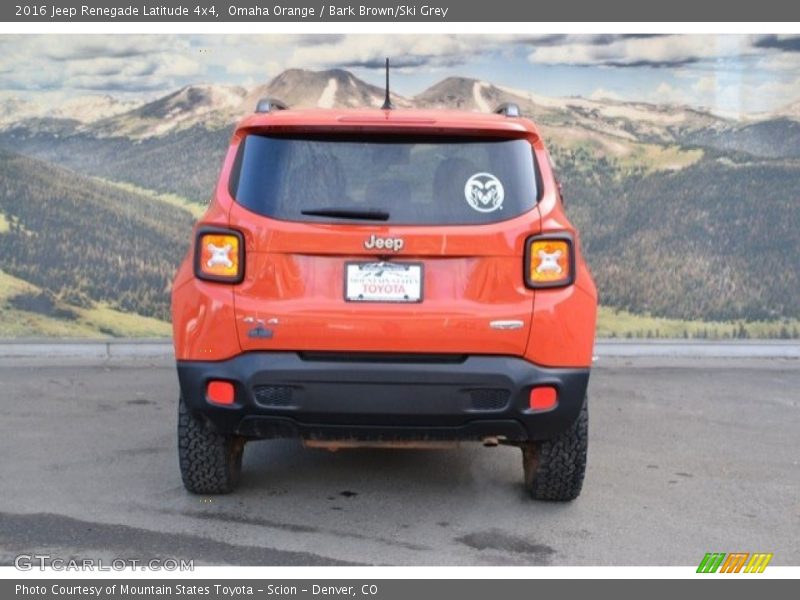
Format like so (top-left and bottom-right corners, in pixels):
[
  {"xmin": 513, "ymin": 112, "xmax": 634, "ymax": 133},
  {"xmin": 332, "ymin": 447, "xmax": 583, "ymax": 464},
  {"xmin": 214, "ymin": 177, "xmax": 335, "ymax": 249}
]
[
  {"xmin": 197, "ymin": 232, "xmax": 242, "ymax": 281},
  {"xmin": 527, "ymin": 239, "xmax": 572, "ymax": 287}
]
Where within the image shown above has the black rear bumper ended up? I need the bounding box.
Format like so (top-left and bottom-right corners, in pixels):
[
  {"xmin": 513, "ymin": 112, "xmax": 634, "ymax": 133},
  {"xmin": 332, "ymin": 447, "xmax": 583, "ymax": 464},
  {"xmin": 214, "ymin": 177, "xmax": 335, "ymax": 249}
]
[{"xmin": 177, "ymin": 353, "xmax": 590, "ymax": 442}]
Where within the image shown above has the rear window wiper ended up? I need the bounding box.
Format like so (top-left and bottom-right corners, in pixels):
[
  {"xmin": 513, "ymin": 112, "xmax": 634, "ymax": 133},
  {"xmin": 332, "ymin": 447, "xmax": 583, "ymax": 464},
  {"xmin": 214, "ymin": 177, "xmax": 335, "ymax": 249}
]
[{"xmin": 300, "ymin": 207, "xmax": 390, "ymax": 221}]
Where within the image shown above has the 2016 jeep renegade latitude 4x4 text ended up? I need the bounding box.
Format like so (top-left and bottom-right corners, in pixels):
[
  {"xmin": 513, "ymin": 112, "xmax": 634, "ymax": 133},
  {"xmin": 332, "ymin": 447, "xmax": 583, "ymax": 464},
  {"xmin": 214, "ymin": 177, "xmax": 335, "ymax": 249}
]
[{"xmin": 172, "ymin": 96, "xmax": 597, "ymax": 501}]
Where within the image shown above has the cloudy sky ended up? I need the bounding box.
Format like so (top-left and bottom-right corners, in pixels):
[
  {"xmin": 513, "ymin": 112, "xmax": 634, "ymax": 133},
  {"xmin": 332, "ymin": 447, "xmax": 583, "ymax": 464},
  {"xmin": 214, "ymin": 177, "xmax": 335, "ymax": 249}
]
[{"xmin": 1, "ymin": 34, "xmax": 798, "ymax": 115}]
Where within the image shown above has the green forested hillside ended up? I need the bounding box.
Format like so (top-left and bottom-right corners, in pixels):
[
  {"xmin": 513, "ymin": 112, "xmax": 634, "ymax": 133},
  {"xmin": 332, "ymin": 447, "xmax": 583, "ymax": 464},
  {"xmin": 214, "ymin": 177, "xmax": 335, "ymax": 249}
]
[
  {"xmin": 1, "ymin": 104, "xmax": 799, "ymax": 337},
  {"xmin": 683, "ymin": 118, "xmax": 800, "ymax": 159},
  {"xmin": 0, "ymin": 149, "xmax": 194, "ymax": 323},
  {"xmin": 595, "ymin": 160, "xmax": 799, "ymax": 321},
  {"xmin": 553, "ymin": 147, "xmax": 800, "ymax": 322},
  {"xmin": 0, "ymin": 125, "xmax": 229, "ymax": 202}
]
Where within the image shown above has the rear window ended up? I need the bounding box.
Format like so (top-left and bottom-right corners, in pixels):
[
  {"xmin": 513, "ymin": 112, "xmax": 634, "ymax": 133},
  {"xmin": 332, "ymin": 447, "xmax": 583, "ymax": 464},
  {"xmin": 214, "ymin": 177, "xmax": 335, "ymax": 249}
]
[{"xmin": 229, "ymin": 134, "xmax": 539, "ymax": 225}]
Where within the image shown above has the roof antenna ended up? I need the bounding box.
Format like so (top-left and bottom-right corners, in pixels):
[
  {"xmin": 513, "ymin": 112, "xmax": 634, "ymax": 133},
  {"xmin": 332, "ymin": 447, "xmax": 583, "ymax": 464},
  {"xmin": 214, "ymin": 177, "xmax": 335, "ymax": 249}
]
[{"xmin": 381, "ymin": 57, "xmax": 394, "ymax": 110}]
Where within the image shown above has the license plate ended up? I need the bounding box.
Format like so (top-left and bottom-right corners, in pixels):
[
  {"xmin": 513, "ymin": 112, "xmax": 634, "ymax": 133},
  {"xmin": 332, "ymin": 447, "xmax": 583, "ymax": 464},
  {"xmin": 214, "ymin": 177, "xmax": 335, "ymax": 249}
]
[{"xmin": 345, "ymin": 262, "xmax": 423, "ymax": 303}]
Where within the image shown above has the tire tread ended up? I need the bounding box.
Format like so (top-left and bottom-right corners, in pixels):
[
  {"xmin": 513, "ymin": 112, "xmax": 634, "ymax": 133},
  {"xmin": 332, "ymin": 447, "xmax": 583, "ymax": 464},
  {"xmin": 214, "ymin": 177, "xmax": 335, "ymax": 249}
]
[
  {"xmin": 177, "ymin": 398, "xmax": 243, "ymax": 494},
  {"xmin": 523, "ymin": 399, "xmax": 588, "ymax": 501}
]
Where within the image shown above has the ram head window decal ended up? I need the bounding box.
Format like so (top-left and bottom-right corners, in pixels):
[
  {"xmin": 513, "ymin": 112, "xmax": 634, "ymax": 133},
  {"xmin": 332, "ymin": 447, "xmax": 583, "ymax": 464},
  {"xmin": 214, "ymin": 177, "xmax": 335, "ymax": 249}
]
[{"xmin": 464, "ymin": 172, "xmax": 505, "ymax": 213}]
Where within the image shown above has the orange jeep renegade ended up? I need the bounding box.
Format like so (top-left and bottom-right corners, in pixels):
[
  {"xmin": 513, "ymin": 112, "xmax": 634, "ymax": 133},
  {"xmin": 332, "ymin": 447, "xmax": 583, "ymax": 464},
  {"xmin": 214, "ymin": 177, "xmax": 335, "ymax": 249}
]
[{"xmin": 172, "ymin": 93, "xmax": 597, "ymax": 501}]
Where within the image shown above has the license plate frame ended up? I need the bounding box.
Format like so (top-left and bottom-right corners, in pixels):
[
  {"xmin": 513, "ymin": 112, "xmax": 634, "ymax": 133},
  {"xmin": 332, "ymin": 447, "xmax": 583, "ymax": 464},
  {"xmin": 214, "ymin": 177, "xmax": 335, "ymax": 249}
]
[{"xmin": 344, "ymin": 261, "xmax": 424, "ymax": 304}]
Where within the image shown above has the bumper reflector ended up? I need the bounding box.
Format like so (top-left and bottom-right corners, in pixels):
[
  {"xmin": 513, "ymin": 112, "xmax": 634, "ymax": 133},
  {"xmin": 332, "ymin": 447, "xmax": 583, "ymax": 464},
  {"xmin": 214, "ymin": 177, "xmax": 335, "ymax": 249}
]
[
  {"xmin": 529, "ymin": 386, "xmax": 557, "ymax": 411},
  {"xmin": 207, "ymin": 380, "xmax": 235, "ymax": 405}
]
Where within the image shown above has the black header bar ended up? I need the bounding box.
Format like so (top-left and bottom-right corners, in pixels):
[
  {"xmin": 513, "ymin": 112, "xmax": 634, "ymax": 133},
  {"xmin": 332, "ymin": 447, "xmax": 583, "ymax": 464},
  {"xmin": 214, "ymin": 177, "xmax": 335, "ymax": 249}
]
[{"xmin": 3, "ymin": 0, "xmax": 800, "ymax": 22}]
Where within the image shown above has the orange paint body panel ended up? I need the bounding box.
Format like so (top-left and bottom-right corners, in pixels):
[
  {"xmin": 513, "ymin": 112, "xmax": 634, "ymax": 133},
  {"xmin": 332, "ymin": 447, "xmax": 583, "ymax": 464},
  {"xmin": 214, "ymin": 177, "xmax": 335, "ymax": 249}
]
[
  {"xmin": 234, "ymin": 254, "xmax": 534, "ymax": 355},
  {"xmin": 172, "ymin": 276, "xmax": 240, "ymax": 361},
  {"xmin": 172, "ymin": 108, "xmax": 597, "ymax": 368},
  {"xmin": 173, "ymin": 104, "xmax": 596, "ymax": 499}
]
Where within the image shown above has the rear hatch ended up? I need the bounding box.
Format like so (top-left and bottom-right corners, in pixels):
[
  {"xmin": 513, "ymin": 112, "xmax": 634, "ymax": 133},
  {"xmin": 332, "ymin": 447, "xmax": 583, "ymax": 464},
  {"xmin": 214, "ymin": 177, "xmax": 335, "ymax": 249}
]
[{"xmin": 227, "ymin": 132, "xmax": 541, "ymax": 355}]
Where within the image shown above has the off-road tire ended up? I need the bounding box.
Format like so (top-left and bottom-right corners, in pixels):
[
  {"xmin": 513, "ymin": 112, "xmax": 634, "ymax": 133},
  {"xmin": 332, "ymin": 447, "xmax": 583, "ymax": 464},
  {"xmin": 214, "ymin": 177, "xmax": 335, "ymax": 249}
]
[
  {"xmin": 178, "ymin": 397, "xmax": 245, "ymax": 494},
  {"xmin": 522, "ymin": 398, "xmax": 588, "ymax": 501}
]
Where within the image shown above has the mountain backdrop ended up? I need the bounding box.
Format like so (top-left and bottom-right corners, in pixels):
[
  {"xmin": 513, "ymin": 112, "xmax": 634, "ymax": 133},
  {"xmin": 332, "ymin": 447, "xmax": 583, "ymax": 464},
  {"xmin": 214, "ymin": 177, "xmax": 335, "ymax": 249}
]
[{"xmin": 0, "ymin": 68, "xmax": 798, "ymax": 338}]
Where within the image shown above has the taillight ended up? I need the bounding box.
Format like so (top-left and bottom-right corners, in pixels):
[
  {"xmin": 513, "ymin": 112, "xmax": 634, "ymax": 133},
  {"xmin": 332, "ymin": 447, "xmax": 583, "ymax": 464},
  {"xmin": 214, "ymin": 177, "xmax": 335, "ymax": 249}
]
[
  {"xmin": 207, "ymin": 380, "xmax": 235, "ymax": 406},
  {"xmin": 194, "ymin": 227, "xmax": 244, "ymax": 283},
  {"xmin": 524, "ymin": 234, "xmax": 574, "ymax": 288},
  {"xmin": 529, "ymin": 386, "xmax": 558, "ymax": 411}
]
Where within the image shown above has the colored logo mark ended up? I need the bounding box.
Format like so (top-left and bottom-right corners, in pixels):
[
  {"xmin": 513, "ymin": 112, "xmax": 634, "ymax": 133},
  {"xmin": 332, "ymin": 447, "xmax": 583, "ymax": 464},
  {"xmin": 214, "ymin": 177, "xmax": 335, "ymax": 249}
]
[{"xmin": 697, "ymin": 552, "xmax": 773, "ymax": 573}]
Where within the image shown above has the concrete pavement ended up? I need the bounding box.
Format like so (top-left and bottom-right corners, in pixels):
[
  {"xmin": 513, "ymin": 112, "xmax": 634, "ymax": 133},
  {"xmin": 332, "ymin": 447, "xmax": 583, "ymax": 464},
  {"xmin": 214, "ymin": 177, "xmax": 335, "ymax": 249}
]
[{"xmin": 0, "ymin": 355, "xmax": 797, "ymax": 566}]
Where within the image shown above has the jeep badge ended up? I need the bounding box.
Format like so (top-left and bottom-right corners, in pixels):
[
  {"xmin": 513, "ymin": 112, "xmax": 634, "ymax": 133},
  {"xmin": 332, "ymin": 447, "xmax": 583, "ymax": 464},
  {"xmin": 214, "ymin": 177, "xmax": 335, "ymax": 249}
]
[{"xmin": 364, "ymin": 234, "xmax": 404, "ymax": 252}]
